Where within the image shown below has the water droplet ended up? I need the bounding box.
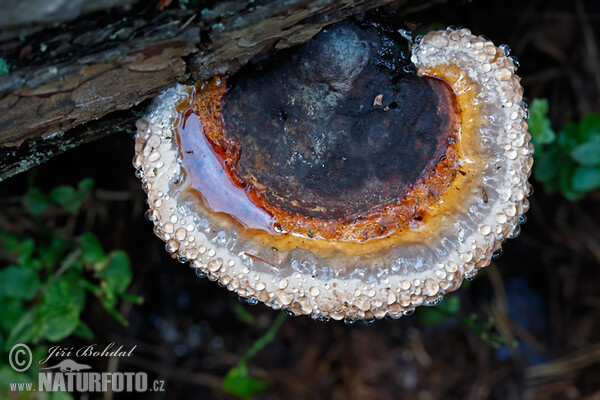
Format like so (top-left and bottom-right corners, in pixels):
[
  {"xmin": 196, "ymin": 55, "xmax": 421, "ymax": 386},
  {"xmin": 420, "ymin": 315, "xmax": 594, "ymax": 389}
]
[
  {"xmin": 362, "ymin": 317, "xmax": 376, "ymax": 325},
  {"xmin": 398, "ymin": 29, "xmax": 413, "ymax": 42},
  {"xmin": 492, "ymin": 248, "xmax": 503, "ymax": 260},
  {"xmin": 245, "ymin": 297, "xmax": 259, "ymax": 306},
  {"xmin": 402, "ymin": 65, "xmax": 416, "ymax": 74},
  {"xmin": 177, "ymin": 255, "xmax": 188, "ymax": 263},
  {"xmin": 313, "ymin": 314, "xmax": 330, "ymax": 323},
  {"xmin": 195, "ymin": 269, "xmax": 206, "ymax": 278},
  {"xmin": 135, "ymin": 169, "xmax": 144, "ymax": 179},
  {"xmin": 518, "ymin": 215, "xmax": 528, "ymax": 225},
  {"xmin": 465, "ymin": 271, "xmax": 477, "ymax": 281},
  {"xmin": 403, "ymin": 309, "xmax": 415, "ymax": 316},
  {"xmin": 414, "ymin": 35, "xmax": 423, "ymax": 44},
  {"xmin": 284, "ymin": 309, "xmax": 297, "ymax": 317},
  {"xmin": 499, "ymin": 44, "xmax": 511, "ymax": 56},
  {"xmin": 424, "ymin": 296, "xmax": 443, "ymax": 306},
  {"xmin": 508, "ymin": 224, "xmax": 521, "ymax": 239},
  {"xmin": 527, "ymin": 183, "xmax": 535, "ymax": 196},
  {"xmin": 343, "ymin": 317, "xmax": 357, "ymax": 325},
  {"xmin": 510, "ymin": 56, "xmax": 520, "ymax": 68}
]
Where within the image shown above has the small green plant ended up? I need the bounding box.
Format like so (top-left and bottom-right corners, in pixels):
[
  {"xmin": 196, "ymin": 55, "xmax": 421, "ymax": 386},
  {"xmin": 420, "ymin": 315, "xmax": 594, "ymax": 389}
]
[
  {"xmin": 528, "ymin": 98, "xmax": 600, "ymax": 200},
  {"xmin": 0, "ymin": 178, "xmax": 140, "ymax": 397},
  {"xmin": 223, "ymin": 313, "xmax": 286, "ymax": 399}
]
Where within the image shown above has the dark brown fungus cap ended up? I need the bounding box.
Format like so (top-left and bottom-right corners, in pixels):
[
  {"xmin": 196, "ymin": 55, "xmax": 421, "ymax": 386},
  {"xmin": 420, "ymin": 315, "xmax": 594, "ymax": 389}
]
[{"xmin": 133, "ymin": 21, "xmax": 533, "ymax": 321}]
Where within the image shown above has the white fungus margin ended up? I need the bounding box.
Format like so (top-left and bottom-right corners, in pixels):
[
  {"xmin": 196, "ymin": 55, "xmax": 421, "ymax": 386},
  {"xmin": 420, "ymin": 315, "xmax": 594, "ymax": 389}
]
[{"xmin": 133, "ymin": 28, "xmax": 533, "ymax": 322}]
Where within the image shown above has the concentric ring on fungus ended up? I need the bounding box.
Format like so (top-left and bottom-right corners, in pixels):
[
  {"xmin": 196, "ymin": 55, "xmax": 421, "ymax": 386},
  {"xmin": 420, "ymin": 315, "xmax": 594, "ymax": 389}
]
[{"xmin": 133, "ymin": 21, "xmax": 533, "ymax": 321}]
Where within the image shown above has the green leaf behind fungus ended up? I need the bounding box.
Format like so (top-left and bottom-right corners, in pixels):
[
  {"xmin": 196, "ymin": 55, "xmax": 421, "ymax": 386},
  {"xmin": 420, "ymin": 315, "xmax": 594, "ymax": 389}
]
[
  {"xmin": 0, "ymin": 266, "xmax": 40, "ymax": 300},
  {"xmin": 528, "ymin": 99, "xmax": 556, "ymax": 147}
]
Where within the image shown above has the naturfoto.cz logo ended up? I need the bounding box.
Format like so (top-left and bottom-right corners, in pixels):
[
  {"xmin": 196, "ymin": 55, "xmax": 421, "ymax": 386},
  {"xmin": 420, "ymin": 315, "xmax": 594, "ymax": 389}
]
[{"xmin": 8, "ymin": 343, "xmax": 165, "ymax": 394}]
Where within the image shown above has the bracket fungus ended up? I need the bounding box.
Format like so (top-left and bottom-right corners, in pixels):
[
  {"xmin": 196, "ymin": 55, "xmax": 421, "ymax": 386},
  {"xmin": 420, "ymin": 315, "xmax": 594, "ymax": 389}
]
[{"xmin": 133, "ymin": 17, "xmax": 533, "ymax": 321}]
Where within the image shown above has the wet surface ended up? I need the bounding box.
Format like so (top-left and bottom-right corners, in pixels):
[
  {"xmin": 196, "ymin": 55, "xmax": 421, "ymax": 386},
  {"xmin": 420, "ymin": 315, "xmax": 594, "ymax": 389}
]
[{"xmin": 223, "ymin": 22, "xmax": 458, "ymax": 219}]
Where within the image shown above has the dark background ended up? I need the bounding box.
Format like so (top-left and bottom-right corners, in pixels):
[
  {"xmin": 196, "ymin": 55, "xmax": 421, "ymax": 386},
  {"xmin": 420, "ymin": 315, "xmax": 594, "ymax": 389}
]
[{"xmin": 1, "ymin": 0, "xmax": 599, "ymax": 399}]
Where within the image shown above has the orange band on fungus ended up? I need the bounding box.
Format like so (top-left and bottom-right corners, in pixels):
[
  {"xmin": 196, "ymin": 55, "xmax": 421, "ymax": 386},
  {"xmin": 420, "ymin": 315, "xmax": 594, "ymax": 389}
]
[{"xmin": 176, "ymin": 77, "xmax": 463, "ymax": 250}]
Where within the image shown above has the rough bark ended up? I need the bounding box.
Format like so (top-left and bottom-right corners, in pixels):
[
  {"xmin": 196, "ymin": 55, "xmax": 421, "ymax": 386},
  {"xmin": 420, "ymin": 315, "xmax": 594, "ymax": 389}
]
[{"xmin": 0, "ymin": 0, "xmax": 414, "ymax": 181}]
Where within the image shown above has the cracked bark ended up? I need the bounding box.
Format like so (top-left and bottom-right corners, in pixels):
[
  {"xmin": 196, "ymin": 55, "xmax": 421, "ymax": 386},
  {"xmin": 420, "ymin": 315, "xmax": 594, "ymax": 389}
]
[{"xmin": 0, "ymin": 0, "xmax": 421, "ymax": 181}]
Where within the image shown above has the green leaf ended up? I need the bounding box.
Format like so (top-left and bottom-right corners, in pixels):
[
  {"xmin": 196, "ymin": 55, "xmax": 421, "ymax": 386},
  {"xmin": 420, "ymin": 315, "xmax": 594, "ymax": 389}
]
[
  {"xmin": 49, "ymin": 185, "xmax": 75, "ymax": 207},
  {"xmin": 48, "ymin": 178, "xmax": 94, "ymax": 214},
  {"xmin": 558, "ymin": 122, "xmax": 580, "ymax": 152},
  {"xmin": 558, "ymin": 163, "xmax": 583, "ymax": 200},
  {"xmin": 416, "ymin": 296, "xmax": 460, "ymax": 326},
  {"xmin": 232, "ymin": 301, "xmax": 255, "ymax": 324},
  {"xmin": 572, "ymin": 165, "xmax": 600, "ymax": 192},
  {"xmin": 0, "ymin": 297, "xmax": 25, "ymax": 332},
  {"xmin": 98, "ymin": 250, "xmax": 132, "ymax": 295},
  {"xmin": 40, "ymin": 276, "xmax": 86, "ymax": 314},
  {"xmin": 120, "ymin": 293, "xmax": 143, "ymax": 304},
  {"xmin": 38, "ymin": 308, "xmax": 79, "ymax": 342},
  {"xmin": 23, "ymin": 187, "xmax": 49, "ymax": 215},
  {"xmin": 5, "ymin": 311, "xmax": 36, "ymax": 350},
  {"xmin": 73, "ymin": 321, "xmax": 94, "ymax": 340},
  {"xmin": 31, "ymin": 344, "xmax": 49, "ymax": 374},
  {"xmin": 533, "ymin": 152, "xmax": 558, "ymax": 183},
  {"xmin": 51, "ymin": 391, "xmax": 74, "ymax": 400},
  {"xmin": 0, "ymin": 230, "xmax": 20, "ymax": 253},
  {"xmin": 0, "ymin": 366, "xmax": 31, "ymax": 390},
  {"xmin": 79, "ymin": 232, "xmax": 106, "ymax": 269},
  {"xmin": 223, "ymin": 363, "xmax": 268, "ymax": 399},
  {"xmin": 577, "ymin": 114, "xmax": 600, "ymax": 143},
  {"xmin": 527, "ymin": 99, "xmax": 556, "ymax": 147},
  {"xmin": 99, "ymin": 296, "xmax": 128, "ymax": 326},
  {"xmin": 77, "ymin": 178, "xmax": 94, "ymax": 197},
  {"xmin": 16, "ymin": 238, "xmax": 41, "ymax": 270},
  {"xmin": 571, "ymin": 138, "xmax": 600, "ymax": 165},
  {"xmin": 0, "ymin": 266, "xmax": 40, "ymax": 299},
  {"xmin": 39, "ymin": 234, "xmax": 67, "ymax": 269}
]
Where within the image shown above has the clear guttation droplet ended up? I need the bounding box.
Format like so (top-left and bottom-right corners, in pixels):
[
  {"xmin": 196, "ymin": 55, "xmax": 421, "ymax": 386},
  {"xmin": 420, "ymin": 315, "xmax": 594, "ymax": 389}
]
[
  {"xmin": 424, "ymin": 296, "xmax": 444, "ymax": 306},
  {"xmin": 402, "ymin": 65, "xmax": 416, "ymax": 74},
  {"xmin": 492, "ymin": 248, "xmax": 503, "ymax": 260},
  {"xmin": 499, "ymin": 44, "xmax": 511, "ymax": 56},
  {"xmin": 508, "ymin": 224, "xmax": 521, "ymax": 239},
  {"xmin": 313, "ymin": 315, "xmax": 331, "ymax": 323},
  {"xmin": 398, "ymin": 29, "xmax": 413, "ymax": 42},
  {"xmin": 195, "ymin": 269, "xmax": 206, "ymax": 279}
]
